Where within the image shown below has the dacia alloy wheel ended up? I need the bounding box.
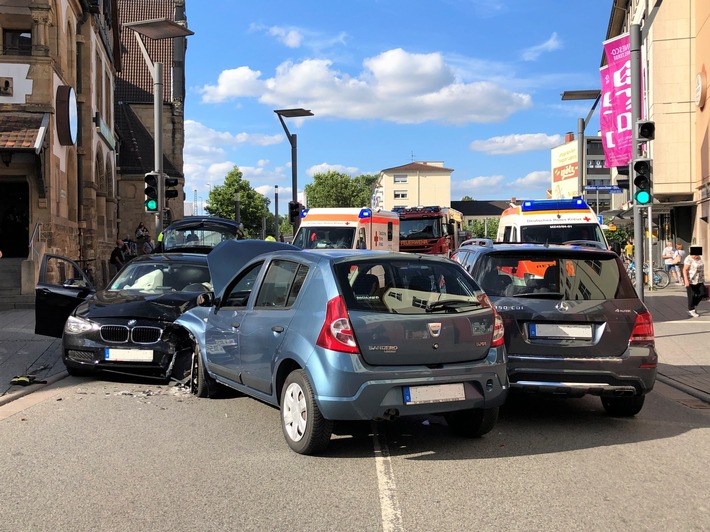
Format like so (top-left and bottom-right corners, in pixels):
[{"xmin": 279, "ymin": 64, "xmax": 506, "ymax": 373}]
[
  {"xmin": 190, "ymin": 343, "xmax": 214, "ymax": 398},
  {"xmin": 280, "ymin": 370, "xmax": 333, "ymax": 455}
]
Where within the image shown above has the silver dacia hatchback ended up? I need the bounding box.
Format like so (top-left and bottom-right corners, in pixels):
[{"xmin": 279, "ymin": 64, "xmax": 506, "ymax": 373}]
[
  {"xmin": 167, "ymin": 240, "xmax": 508, "ymax": 454},
  {"xmin": 453, "ymin": 242, "xmax": 657, "ymax": 417}
]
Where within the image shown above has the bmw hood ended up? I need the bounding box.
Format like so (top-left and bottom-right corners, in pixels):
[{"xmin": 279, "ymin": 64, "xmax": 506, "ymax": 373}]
[{"xmin": 75, "ymin": 290, "xmax": 200, "ymax": 321}]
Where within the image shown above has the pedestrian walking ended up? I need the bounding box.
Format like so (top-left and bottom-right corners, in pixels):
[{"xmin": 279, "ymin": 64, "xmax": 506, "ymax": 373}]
[
  {"xmin": 141, "ymin": 234, "xmax": 154, "ymax": 255},
  {"xmin": 662, "ymin": 241, "xmax": 677, "ymax": 282},
  {"xmin": 110, "ymin": 239, "xmax": 125, "ymax": 275},
  {"xmin": 673, "ymin": 243, "xmax": 686, "ymax": 285},
  {"xmin": 624, "ymin": 239, "xmax": 634, "ymax": 262},
  {"xmin": 683, "ymin": 245, "xmax": 705, "ymax": 318}
]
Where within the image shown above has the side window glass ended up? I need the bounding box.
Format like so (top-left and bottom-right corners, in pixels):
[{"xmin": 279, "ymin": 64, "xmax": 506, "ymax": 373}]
[
  {"xmin": 255, "ymin": 260, "xmax": 303, "ymax": 308},
  {"xmin": 223, "ymin": 262, "xmax": 263, "ymax": 307},
  {"xmin": 42, "ymin": 256, "xmax": 89, "ymax": 288},
  {"xmin": 286, "ymin": 265, "xmax": 308, "ymax": 307}
]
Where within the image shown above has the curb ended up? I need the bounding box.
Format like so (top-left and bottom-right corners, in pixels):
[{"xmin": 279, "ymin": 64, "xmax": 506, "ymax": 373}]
[
  {"xmin": 0, "ymin": 371, "xmax": 68, "ymax": 408},
  {"xmin": 656, "ymin": 373, "xmax": 710, "ymax": 405}
]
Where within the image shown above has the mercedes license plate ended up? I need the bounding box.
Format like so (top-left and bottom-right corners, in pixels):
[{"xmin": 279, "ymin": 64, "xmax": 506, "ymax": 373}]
[{"xmin": 529, "ymin": 323, "xmax": 592, "ymax": 339}]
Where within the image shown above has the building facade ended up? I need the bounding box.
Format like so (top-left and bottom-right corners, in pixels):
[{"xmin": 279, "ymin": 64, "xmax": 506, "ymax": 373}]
[
  {"xmin": 372, "ymin": 161, "xmax": 453, "ymax": 210},
  {"xmin": 0, "ymin": 0, "xmax": 120, "ymax": 296}
]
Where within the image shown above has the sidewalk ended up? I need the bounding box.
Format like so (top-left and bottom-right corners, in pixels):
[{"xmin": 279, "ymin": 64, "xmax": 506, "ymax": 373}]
[{"xmin": 0, "ymin": 285, "xmax": 709, "ymax": 405}]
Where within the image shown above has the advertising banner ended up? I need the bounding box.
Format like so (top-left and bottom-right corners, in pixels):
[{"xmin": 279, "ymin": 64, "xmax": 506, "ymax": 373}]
[{"xmin": 600, "ymin": 33, "xmax": 633, "ymax": 168}]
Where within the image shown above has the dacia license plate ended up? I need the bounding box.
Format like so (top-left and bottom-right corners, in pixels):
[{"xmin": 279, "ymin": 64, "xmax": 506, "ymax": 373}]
[
  {"xmin": 403, "ymin": 383, "xmax": 466, "ymax": 405},
  {"xmin": 529, "ymin": 323, "xmax": 592, "ymax": 339},
  {"xmin": 104, "ymin": 348, "xmax": 154, "ymax": 362}
]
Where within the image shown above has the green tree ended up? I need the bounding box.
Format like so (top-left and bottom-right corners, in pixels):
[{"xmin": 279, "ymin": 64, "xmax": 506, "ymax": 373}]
[
  {"xmin": 460, "ymin": 195, "xmax": 474, "ymax": 201},
  {"xmin": 304, "ymin": 171, "xmax": 377, "ymax": 208},
  {"xmin": 466, "ymin": 218, "xmax": 499, "ymax": 239},
  {"xmin": 278, "ymin": 215, "xmax": 293, "ymax": 238},
  {"xmin": 206, "ymin": 166, "xmax": 270, "ymax": 237}
]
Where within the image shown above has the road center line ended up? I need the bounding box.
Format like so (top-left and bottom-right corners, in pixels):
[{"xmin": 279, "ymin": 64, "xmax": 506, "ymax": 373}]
[{"xmin": 372, "ymin": 424, "xmax": 403, "ymax": 532}]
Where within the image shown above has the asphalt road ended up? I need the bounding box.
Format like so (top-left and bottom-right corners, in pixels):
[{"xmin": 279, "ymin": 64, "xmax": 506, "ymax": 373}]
[{"xmin": 0, "ymin": 377, "xmax": 708, "ymax": 531}]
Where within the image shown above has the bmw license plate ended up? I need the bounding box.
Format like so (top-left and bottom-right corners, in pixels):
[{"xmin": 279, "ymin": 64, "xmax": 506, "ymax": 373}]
[
  {"xmin": 403, "ymin": 383, "xmax": 466, "ymax": 405},
  {"xmin": 529, "ymin": 323, "xmax": 592, "ymax": 339},
  {"xmin": 104, "ymin": 348, "xmax": 154, "ymax": 362}
]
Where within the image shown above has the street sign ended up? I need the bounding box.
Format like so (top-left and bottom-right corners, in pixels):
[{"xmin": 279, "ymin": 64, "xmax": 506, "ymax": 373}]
[{"xmin": 585, "ymin": 185, "xmax": 623, "ymax": 193}]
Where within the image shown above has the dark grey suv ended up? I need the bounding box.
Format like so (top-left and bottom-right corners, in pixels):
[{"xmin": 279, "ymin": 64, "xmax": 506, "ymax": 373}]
[{"xmin": 453, "ymin": 241, "xmax": 657, "ymax": 416}]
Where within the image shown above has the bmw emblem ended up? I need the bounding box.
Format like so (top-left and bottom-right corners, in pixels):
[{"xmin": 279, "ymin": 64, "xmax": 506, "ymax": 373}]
[{"xmin": 128, "ymin": 319, "xmax": 137, "ymax": 326}]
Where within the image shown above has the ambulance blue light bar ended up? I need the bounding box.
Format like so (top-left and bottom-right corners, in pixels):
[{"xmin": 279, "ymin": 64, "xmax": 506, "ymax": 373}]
[
  {"xmin": 520, "ymin": 198, "xmax": 589, "ymax": 212},
  {"xmin": 359, "ymin": 208, "xmax": 372, "ymax": 218}
]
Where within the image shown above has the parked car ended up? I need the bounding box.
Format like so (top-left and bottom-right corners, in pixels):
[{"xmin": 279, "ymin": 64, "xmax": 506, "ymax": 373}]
[
  {"xmin": 158, "ymin": 216, "xmax": 241, "ymax": 253},
  {"xmin": 165, "ymin": 240, "xmax": 508, "ymax": 454},
  {"xmin": 452, "ymin": 241, "xmax": 657, "ymax": 416},
  {"xmin": 35, "ymin": 253, "xmax": 214, "ymax": 380}
]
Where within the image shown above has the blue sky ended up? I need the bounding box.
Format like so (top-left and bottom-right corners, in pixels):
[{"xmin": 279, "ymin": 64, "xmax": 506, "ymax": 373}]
[{"xmin": 182, "ymin": 0, "xmax": 610, "ymax": 216}]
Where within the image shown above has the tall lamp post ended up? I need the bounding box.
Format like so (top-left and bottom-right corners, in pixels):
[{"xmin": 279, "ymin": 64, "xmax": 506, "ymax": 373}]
[
  {"xmin": 274, "ymin": 185, "xmax": 279, "ymax": 238},
  {"xmin": 560, "ymin": 90, "xmax": 602, "ymax": 198},
  {"xmin": 234, "ymin": 191, "xmax": 241, "ymax": 225},
  {"xmin": 124, "ymin": 18, "xmax": 194, "ymax": 238},
  {"xmin": 274, "ymin": 108, "xmax": 314, "ymax": 231}
]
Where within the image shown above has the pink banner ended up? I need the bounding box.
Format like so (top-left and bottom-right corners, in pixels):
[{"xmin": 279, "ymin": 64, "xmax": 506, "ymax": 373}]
[{"xmin": 600, "ymin": 33, "xmax": 633, "ymax": 168}]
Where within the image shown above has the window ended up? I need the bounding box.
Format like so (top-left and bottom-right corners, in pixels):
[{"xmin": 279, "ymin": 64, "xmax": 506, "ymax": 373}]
[
  {"xmin": 3, "ymin": 30, "xmax": 32, "ymax": 56},
  {"xmin": 224, "ymin": 263, "xmax": 263, "ymax": 307},
  {"xmin": 255, "ymin": 260, "xmax": 306, "ymax": 308},
  {"xmin": 393, "ymin": 175, "xmax": 408, "ymax": 183},
  {"xmin": 394, "ymin": 190, "xmax": 408, "ymax": 199}
]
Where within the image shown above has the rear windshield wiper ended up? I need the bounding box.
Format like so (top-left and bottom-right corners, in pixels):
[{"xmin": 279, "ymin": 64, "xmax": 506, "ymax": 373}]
[{"xmin": 425, "ymin": 299, "xmax": 481, "ymax": 312}]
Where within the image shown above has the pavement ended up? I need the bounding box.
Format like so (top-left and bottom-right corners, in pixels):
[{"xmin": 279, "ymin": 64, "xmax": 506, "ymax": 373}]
[{"xmin": 1, "ymin": 282, "xmax": 709, "ymax": 406}]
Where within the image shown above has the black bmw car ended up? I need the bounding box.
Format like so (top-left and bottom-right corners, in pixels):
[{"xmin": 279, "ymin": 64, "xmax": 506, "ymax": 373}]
[{"xmin": 35, "ymin": 253, "xmax": 211, "ymax": 380}]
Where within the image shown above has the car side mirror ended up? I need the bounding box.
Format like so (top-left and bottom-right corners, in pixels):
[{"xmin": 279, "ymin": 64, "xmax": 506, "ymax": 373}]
[{"xmin": 197, "ymin": 292, "xmax": 214, "ymax": 307}]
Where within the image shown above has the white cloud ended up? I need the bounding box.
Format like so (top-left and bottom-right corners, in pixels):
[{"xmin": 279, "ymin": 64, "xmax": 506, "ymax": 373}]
[
  {"xmin": 306, "ymin": 163, "xmax": 360, "ymax": 176},
  {"xmin": 470, "ymin": 133, "xmax": 563, "ymax": 155},
  {"xmin": 522, "ymin": 33, "xmax": 562, "ymax": 61},
  {"xmin": 199, "ymin": 48, "xmax": 532, "ymax": 124},
  {"xmin": 455, "ymin": 175, "xmax": 506, "ymax": 194},
  {"xmin": 267, "ymin": 26, "xmax": 304, "ymax": 48},
  {"xmin": 511, "ymin": 170, "xmax": 551, "ymax": 188}
]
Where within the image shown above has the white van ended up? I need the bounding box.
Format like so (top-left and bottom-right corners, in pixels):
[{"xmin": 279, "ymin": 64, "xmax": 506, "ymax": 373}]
[
  {"xmin": 292, "ymin": 208, "xmax": 400, "ymax": 251},
  {"xmin": 497, "ymin": 198, "xmax": 608, "ymax": 247}
]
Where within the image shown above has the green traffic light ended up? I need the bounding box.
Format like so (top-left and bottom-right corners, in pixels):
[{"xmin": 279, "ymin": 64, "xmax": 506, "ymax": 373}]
[
  {"xmin": 635, "ymin": 190, "xmax": 651, "ymax": 205},
  {"xmin": 144, "ymin": 199, "xmax": 158, "ymax": 211}
]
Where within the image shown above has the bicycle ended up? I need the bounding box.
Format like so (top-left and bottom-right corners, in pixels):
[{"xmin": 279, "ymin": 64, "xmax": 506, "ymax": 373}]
[{"xmin": 626, "ymin": 261, "xmax": 670, "ymax": 289}]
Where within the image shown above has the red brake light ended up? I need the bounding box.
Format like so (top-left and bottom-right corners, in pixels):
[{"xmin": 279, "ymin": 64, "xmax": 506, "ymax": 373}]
[
  {"xmin": 491, "ymin": 311, "xmax": 505, "ymax": 347},
  {"xmin": 630, "ymin": 310, "xmax": 654, "ymax": 345},
  {"xmin": 316, "ymin": 295, "xmax": 360, "ymax": 354}
]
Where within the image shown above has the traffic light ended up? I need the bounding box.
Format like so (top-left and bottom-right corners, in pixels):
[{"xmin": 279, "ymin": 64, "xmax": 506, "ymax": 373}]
[
  {"xmin": 636, "ymin": 120, "xmax": 655, "ymax": 141},
  {"xmin": 616, "ymin": 165, "xmax": 629, "ymax": 190},
  {"xmin": 164, "ymin": 177, "xmax": 179, "ymax": 200},
  {"xmin": 288, "ymin": 201, "xmax": 301, "ymax": 224},
  {"xmin": 633, "ymin": 158, "xmax": 653, "ymax": 205},
  {"xmin": 144, "ymin": 172, "xmax": 159, "ymax": 212}
]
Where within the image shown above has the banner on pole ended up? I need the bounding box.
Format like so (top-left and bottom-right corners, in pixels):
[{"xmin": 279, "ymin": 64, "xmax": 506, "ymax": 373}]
[{"xmin": 600, "ymin": 33, "xmax": 634, "ymax": 168}]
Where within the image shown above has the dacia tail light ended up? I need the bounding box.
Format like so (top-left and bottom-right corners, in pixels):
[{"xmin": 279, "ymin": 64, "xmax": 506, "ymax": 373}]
[
  {"xmin": 630, "ymin": 310, "xmax": 654, "ymax": 345},
  {"xmin": 316, "ymin": 295, "xmax": 359, "ymax": 354}
]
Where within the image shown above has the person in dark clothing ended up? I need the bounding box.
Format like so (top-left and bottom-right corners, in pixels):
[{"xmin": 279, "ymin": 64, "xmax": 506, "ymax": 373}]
[{"xmin": 110, "ymin": 240, "xmax": 125, "ymax": 275}]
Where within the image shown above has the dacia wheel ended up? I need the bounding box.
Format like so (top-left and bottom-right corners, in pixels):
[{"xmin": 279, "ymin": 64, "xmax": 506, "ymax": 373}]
[
  {"xmin": 445, "ymin": 407, "xmax": 499, "ymax": 438},
  {"xmin": 280, "ymin": 369, "xmax": 333, "ymax": 455},
  {"xmin": 601, "ymin": 395, "xmax": 645, "ymax": 417},
  {"xmin": 191, "ymin": 342, "xmax": 217, "ymax": 398}
]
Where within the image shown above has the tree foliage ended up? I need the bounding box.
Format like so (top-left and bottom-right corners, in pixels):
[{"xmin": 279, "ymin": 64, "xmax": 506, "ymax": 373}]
[
  {"xmin": 304, "ymin": 171, "xmax": 378, "ymax": 208},
  {"xmin": 465, "ymin": 218, "xmax": 499, "ymax": 239},
  {"xmin": 205, "ymin": 166, "xmax": 270, "ymax": 237},
  {"xmin": 460, "ymin": 195, "xmax": 474, "ymax": 201}
]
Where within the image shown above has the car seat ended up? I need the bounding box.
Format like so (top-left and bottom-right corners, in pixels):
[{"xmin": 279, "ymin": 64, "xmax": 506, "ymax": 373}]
[{"xmin": 352, "ymin": 273, "xmax": 380, "ymax": 297}]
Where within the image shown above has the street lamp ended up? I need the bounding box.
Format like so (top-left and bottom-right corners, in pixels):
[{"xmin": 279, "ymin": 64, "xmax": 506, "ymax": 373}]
[
  {"xmin": 124, "ymin": 18, "xmax": 194, "ymax": 237},
  {"xmin": 274, "ymin": 108, "xmax": 314, "ymax": 231},
  {"xmin": 561, "ymin": 90, "xmax": 602, "ymax": 198},
  {"xmin": 274, "ymin": 185, "xmax": 279, "ymax": 238},
  {"xmin": 234, "ymin": 191, "xmax": 241, "ymax": 225}
]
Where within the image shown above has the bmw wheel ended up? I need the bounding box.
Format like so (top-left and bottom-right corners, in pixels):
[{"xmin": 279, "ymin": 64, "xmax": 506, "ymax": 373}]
[
  {"xmin": 445, "ymin": 407, "xmax": 499, "ymax": 437},
  {"xmin": 280, "ymin": 369, "xmax": 333, "ymax": 454},
  {"xmin": 601, "ymin": 395, "xmax": 645, "ymax": 416}
]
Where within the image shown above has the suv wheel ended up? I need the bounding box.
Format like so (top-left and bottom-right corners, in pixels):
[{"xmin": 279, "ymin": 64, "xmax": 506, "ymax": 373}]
[
  {"xmin": 281, "ymin": 370, "xmax": 333, "ymax": 454},
  {"xmin": 445, "ymin": 407, "xmax": 499, "ymax": 437},
  {"xmin": 601, "ymin": 395, "xmax": 645, "ymax": 416}
]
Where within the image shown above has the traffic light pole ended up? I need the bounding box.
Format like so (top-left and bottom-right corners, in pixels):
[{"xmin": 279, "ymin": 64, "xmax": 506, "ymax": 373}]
[
  {"xmin": 154, "ymin": 62, "xmax": 164, "ymax": 238},
  {"xmin": 631, "ymin": 24, "xmax": 644, "ymax": 300}
]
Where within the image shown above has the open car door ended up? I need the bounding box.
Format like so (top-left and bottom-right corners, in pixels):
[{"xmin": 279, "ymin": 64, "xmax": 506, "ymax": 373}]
[{"xmin": 35, "ymin": 254, "xmax": 95, "ymax": 338}]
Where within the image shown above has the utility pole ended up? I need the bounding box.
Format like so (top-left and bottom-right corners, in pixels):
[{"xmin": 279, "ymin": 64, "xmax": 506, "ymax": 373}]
[{"xmin": 631, "ymin": 24, "xmax": 644, "ymax": 300}]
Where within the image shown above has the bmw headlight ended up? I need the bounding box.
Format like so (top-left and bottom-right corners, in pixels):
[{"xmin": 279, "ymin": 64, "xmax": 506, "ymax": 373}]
[{"xmin": 64, "ymin": 315, "xmax": 99, "ymax": 335}]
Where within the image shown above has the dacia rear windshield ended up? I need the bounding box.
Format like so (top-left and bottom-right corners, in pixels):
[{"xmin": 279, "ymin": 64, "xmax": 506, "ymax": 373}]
[
  {"xmin": 476, "ymin": 251, "xmax": 637, "ymax": 300},
  {"xmin": 334, "ymin": 259, "xmax": 486, "ymax": 314},
  {"xmin": 520, "ymin": 223, "xmax": 605, "ymax": 244}
]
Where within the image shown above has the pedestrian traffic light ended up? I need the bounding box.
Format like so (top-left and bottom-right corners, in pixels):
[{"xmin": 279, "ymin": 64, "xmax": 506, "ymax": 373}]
[
  {"xmin": 164, "ymin": 176, "xmax": 179, "ymax": 200},
  {"xmin": 144, "ymin": 172, "xmax": 159, "ymax": 212},
  {"xmin": 636, "ymin": 120, "xmax": 655, "ymax": 141},
  {"xmin": 288, "ymin": 201, "xmax": 301, "ymax": 224},
  {"xmin": 633, "ymin": 158, "xmax": 653, "ymax": 205}
]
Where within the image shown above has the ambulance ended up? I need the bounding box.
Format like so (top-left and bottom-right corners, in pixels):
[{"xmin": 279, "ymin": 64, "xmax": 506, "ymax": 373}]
[
  {"xmin": 291, "ymin": 208, "xmax": 400, "ymax": 251},
  {"xmin": 497, "ymin": 198, "xmax": 608, "ymax": 247}
]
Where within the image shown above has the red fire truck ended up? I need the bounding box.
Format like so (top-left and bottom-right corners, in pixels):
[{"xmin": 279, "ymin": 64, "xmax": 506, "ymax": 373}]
[{"xmin": 395, "ymin": 206, "xmax": 464, "ymax": 257}]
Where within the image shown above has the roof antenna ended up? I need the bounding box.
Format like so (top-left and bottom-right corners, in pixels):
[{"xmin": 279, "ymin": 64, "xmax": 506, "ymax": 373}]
[{"xmin": 411, "ymin": 150, "xmax": 415, "ymax": 162}]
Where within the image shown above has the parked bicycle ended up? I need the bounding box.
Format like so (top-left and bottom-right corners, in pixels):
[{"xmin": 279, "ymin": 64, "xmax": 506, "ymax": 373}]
[{"xmin": 626, "ymin": 260, "xmax": 670, "ymax": 289}]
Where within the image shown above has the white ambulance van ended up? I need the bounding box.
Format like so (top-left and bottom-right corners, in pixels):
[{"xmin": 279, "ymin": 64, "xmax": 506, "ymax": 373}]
[
  {"xmin": 496, "ymin": 198, "xmax": 608, "ymax": 247},
  {"xmin": 292, "ymin": 208, "xmax": 400, "ymax": 251}
]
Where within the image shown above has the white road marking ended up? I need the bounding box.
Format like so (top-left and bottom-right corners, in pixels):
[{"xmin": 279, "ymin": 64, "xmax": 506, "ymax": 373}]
[{"xmin": 372, "ymin": 424, "xmax": 403, "ymax": 532}]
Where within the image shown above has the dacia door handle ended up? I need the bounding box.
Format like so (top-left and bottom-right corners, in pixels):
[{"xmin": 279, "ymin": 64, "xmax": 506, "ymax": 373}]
[{"xmin": 272, "ymin": 326, "xmax": 284, "ymax": 333}]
